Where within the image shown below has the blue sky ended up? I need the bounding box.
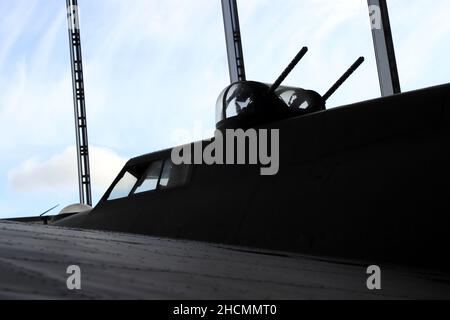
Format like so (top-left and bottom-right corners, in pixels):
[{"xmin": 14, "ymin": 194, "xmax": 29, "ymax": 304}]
[{"xmin": 1, "ymin": 0, "xmax": 450, "ymax": 218}]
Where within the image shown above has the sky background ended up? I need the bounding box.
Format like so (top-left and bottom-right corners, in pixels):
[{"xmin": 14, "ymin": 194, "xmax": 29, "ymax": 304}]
[{"xmin": 1, "ymin": 0, "xmax": 450, "ymax": 218}]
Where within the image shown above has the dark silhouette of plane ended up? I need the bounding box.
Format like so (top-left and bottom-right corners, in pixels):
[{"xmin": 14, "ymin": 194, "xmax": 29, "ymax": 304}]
[{"xmin": 8, "ymin": 47, "xmax": 450, "ymax": 271}]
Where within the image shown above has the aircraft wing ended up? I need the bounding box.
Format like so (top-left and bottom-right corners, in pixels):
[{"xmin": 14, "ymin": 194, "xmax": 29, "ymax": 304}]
[{"xmin": 0, "ymin": 221, "xmax": 449, "ymax": 300}]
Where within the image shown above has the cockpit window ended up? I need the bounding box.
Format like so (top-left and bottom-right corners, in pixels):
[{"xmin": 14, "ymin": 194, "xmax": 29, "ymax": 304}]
[
  {"xmin": 133, "ymin": 160, "xmax": 163, "ymax": 194},
  {"xmin": 225, "ymin": 83, "xmax": 255, "ymax": 118},
  {"xmin": 277, "ymin": 89, "xmax": 307, "ymax": 108},
  {"xmin": 215, "ymin": 81, "xmax": 325, "ymax": 130},
  {"xmin": 159, "ymin": 159, "xmax": 190, "ymax": 189},
  {"xmin": 159, "ymin": 160, "xmax": 172, "ymax": 188},
  {"xmin": 107, "ymin": 171, "xmax": 139, "ymax": 201},
  {"xmin": 106, "ymin": 158, "xmax": 191, "ymax": 201},
  {"xmin": 278, "ymin": 89, "xmax": 295, "ymax": 106},
  {"xmin": 216, "ymin": 82, "xmax": 260, "ymax": 124},
  {"xmin": 276, "ymin": 87, "xmax": 307, "ymax": 109}
]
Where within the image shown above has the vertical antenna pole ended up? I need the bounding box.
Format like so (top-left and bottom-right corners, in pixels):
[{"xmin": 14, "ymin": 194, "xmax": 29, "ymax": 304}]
[
  {"xmin": 221, "ymin": 0, "xmax": 246, "ymax": 83},
  {"xmin": 367, "ymin": 0, "xmax": 401, "ymax": 96},
  {"xmin": 66, "ymin": 0, "xmax": 92, "ymax": 206}
]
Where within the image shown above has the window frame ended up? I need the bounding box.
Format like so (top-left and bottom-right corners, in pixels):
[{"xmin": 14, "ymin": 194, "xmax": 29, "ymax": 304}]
[
  {"xmin": 105, "ymin": 170, "xmax": 140, "ymax": 201},
  {"xmin": 129, "ymin": 159, "xmax": 164, "ymax": 195},
  {"xmin": 103, "ymin": 157, "xmax": 193, "ymax": 202}
]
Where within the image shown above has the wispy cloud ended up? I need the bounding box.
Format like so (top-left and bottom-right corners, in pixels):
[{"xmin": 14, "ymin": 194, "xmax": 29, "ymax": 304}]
[
  {"xmin": 0, "ymin": 1, "xmax": 40, "ymax": 69},
  {"xmin": 8, "ymin": 146, "xmax": 126, "ymax": 193}
]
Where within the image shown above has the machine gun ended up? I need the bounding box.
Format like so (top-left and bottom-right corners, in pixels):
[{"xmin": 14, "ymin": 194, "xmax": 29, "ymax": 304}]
[{"xmin": 216, "ymin": 46, "xmax": 365, "ymax": 129}]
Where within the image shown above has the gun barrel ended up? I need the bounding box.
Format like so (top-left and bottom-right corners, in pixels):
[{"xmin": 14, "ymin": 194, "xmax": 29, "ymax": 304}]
[
  {"xmin": 269, "ymin": 46, "xmax": 308, "ymax": 94},
  {"xmin": 323, "ymin": 56, "xmax": 365, "ymax": 102}
]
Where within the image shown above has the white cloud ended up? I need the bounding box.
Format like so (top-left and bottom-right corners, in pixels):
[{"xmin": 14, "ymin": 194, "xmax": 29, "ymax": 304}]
[
  {"xmin": 8, "ymin": 146, "xmax": 127, "ymax": 193},
  {"xmin": 0, "ymin": 65, "xmax": 74, "ymax": 149}
]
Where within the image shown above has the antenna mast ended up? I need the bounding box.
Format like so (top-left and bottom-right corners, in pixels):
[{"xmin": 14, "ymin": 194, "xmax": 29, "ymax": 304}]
[
  {"xmin": 221, "ymin": 0, "xmax": 246, "ymax": 83},
  {"xmin": 367, "ymin": 0, "xmax": 401, "ymax": 96},
  {"xmin": 66, "ymin": 0, "xmax": 92, "ymax": 206}
]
